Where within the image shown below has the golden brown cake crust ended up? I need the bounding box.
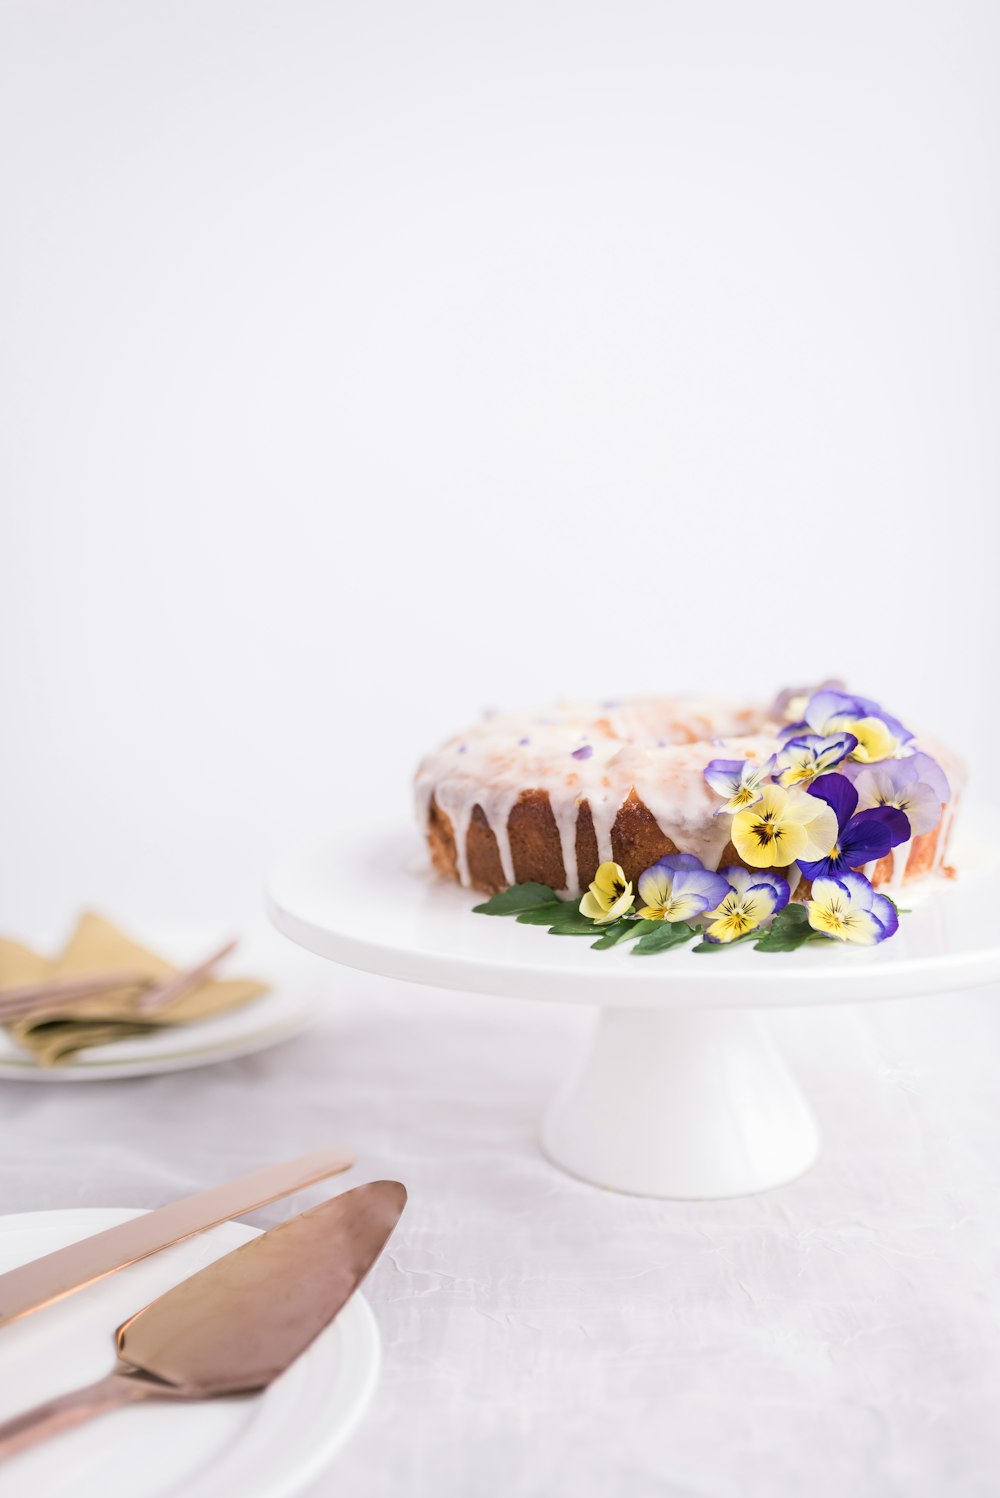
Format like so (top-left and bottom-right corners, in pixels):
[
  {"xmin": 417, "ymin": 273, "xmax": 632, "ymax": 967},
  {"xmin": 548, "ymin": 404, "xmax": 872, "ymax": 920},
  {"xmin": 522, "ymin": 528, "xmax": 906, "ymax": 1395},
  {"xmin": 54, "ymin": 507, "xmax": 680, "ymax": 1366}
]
[{"xmin": 428, "ymin": 789, "xmax": 946, "ymax": 897}]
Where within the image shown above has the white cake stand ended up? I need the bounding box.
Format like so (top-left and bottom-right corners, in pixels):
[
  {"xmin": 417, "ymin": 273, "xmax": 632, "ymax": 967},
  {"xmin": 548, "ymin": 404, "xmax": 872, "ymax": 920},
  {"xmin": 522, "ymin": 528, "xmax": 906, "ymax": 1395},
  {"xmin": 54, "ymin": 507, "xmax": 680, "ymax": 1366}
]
[{"xmin": 266, "ymin": 825, "xmax": 1000, "ymax": 1200}]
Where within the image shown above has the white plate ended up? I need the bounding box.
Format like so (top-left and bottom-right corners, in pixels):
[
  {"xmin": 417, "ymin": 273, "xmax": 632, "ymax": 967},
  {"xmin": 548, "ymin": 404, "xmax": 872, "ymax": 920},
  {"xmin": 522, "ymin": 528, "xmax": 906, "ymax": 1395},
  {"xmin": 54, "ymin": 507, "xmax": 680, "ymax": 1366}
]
[
  {"xmin": 267, "ymin": 820, "xmax": 1000, "ymax": 1010},
  {"xmin": 0, "ymin": 1208, "xmax": 380, "ymax": 1497},
  {"xmin": 0, "ymin": 930, "xmax": 321, "ymax": 1082}
]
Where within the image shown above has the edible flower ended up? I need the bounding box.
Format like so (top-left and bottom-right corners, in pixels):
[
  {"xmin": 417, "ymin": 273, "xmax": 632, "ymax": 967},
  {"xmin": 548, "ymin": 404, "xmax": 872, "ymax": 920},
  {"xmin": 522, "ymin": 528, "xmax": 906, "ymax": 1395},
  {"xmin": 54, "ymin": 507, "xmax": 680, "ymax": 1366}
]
[
  {"xmin": 704, "ymin": 866, "xmax": 790, "ymax": 943},
  {"xmin": 636, "ymin": 854, "xmax": 730, "ymax": 922},
  {"xmin": 781, "ymin": 689, "xmax": 913, "ymax": 760},
  {"xmin": 703, "ymin": 755, "xmax": 776, "ymax": 814},
  {"xmin": 796, "ymin": 774, "xmax": 910, "ymax": 880},
  {"xmin": 579, "ymin": 862, "xmax": 634, "ymax": 924},
  {"xmin": 845, "ymin": 717, "xmax": 902, "ymax": 764},
  {"xmin": 731, "ymin": 783, "xmax": 839, "ymax": 869},
  {"xmin": 806, "ymin": 871, "xmax": 899, "ymax": 945},
  {"xmin": 777, "ymin": 732, "xmax": 857, "ymax": 788},
  {"xmin": 852, "ymin": 759, "xmax": 945, "ymax": 838},
  {"xmin": 770, "ymin": 678, "xmax": 846, "ymax": 725}
]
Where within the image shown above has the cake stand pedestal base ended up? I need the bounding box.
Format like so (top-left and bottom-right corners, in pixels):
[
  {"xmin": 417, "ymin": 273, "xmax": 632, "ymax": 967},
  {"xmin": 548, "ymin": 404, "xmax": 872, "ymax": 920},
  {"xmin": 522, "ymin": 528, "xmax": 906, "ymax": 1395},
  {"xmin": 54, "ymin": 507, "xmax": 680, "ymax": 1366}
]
[{"xmin": 540, "ymin": 1005, "xmax": 820, "ymax": 1199}]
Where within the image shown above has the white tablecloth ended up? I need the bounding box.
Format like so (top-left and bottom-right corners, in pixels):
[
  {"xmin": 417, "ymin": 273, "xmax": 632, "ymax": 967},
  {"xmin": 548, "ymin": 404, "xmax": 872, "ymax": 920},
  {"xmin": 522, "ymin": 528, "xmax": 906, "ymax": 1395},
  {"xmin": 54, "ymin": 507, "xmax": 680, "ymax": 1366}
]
[{"xmin": 1, "ymin": 938, "xmax": 998, "ymax": 1497}]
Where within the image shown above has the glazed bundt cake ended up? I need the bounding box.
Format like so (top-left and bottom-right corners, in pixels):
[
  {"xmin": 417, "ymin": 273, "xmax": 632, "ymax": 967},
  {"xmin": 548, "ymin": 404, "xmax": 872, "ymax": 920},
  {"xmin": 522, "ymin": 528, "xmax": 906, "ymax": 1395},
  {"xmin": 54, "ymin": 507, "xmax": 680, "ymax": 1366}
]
[{"xmin": 415, "ymin": 687, "xmax": 961, "ymax": 899}]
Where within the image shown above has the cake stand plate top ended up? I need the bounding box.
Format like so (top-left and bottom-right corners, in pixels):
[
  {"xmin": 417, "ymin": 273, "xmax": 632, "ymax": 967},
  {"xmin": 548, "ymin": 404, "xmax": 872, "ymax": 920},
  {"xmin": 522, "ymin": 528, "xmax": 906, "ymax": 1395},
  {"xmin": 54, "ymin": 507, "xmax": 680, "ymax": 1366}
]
[{"xmin": 266, "ymin": 824, "xmax": 1000, "ymax": 1011}]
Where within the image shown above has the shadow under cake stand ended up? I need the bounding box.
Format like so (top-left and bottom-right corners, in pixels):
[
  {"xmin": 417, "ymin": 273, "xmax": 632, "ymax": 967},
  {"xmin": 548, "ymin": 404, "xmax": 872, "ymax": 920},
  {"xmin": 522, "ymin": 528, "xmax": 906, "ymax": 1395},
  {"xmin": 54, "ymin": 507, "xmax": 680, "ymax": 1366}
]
[{"xmin": 267, "ymin": 828, "xmax": 1000, "ymax": 1200}]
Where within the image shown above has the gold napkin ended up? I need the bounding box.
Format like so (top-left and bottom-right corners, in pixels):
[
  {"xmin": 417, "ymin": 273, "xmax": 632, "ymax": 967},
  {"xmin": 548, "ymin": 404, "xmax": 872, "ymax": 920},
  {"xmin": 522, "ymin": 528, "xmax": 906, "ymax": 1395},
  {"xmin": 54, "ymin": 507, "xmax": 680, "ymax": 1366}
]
[{"xmin": 0, "ymin": 913, "xmax": 268, "ymax": 1067}]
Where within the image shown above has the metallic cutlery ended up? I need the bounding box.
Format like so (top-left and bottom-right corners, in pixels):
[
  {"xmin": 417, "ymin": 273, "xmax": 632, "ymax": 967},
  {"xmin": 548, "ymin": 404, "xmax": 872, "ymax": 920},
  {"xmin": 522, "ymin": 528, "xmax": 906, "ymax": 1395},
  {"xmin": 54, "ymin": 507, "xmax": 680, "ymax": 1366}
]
[
  {"xmin": 0, "ymin": 1145, "xmax": 354, "ymax": 1328},
  {"xmin": 0, "ymin": 1180, "xmax": 406, "ymax": 1462},
  {"xmin": 0, "ymin": 937, "xmax": 240, "ymax": 1025}
]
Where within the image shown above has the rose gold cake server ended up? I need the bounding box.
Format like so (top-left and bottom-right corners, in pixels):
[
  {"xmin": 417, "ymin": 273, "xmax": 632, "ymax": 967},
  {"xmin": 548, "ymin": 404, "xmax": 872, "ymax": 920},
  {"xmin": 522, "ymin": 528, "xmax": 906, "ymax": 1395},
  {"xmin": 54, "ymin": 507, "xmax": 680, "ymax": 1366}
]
[
  {"xmin": 0, "ymin": 1145, "xmax": 355, "ymax": 1329},
  {"xmin": 0, "ymin": 1180, "xmax": 406, "ymax": 1462}
]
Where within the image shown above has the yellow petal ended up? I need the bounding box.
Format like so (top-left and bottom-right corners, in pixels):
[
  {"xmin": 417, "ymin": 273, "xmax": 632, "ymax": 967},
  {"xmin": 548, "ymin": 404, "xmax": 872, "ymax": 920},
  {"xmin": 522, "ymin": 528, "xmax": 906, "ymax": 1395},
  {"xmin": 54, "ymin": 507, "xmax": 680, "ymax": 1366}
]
[
  {"xmin": 593, "ymin": 861, "xmax": 626, "ymax": 897},
  {"xmin": 579, "ymin": 890, "xmax": 606, "ymax": 920},
  {"xmin": 604, "ymin": 886, "xmax": 635, "ymax": 922},
  {"xmin": 637, "ymin": 867, "xmax": 669, "ymax": 909},
  {"xmin": 705, "ymin": 914, "xmax": 742, "ymax": 942},
  {"xmin": 731, "ymin": 786, "xmax": 807, "ymax": 867},
  {"xmin": 796, "ymin": 799, "xmax": 839, "ymax": 861},
  {"xmin": 846, "ymin": 717, "xmax": 900, "ymax": 763}
]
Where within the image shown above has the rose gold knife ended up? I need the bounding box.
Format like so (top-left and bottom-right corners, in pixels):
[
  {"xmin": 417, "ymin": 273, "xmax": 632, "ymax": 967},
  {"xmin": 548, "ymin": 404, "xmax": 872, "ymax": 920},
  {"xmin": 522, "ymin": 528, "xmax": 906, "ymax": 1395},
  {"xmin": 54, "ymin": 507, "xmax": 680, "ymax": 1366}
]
[
  {"xmin": 0, "ymin": 1145, "xmax": 354, "ymax": 1329},
  {"xmin": 0, "ymin": 1179, "xmax": 406, "ymax": 1462}
]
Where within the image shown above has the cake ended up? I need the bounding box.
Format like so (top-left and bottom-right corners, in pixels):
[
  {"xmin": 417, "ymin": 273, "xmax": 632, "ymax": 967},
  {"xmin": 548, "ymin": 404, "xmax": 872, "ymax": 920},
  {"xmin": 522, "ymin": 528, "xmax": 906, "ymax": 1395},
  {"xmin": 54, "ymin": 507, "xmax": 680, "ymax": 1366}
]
[{"xmin": 415, "ymin": 686, "xmax": 962, "ymax": 901}]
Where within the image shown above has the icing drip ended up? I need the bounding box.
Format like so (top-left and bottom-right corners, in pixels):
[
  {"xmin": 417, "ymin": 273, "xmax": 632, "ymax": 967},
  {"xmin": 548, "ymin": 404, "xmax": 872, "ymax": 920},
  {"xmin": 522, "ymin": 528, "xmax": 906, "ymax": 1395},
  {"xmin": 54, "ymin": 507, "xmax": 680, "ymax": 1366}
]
[
  {"xmin": 888, "ymin": 839, "xmax": 912, "ymax": 893},
  {"xmin": 934, "ymin": 798, "xmax": 958, "ymax": 872},
  {"xmin": 551, "ymin": 797, "xmax": 582, "ymax": 896}
]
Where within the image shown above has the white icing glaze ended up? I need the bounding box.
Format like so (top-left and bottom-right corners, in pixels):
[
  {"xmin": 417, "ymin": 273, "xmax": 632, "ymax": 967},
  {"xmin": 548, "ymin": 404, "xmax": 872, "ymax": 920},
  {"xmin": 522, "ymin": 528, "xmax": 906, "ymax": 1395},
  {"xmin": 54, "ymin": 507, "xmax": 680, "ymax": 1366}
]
[
  {"xmin": 417, "ymin": 697, "xmax": 772, "ymax": 894},
  {"xmin": 415, "ymin": 695, "xmax": 966, "ymax": 896},
  {"xmin": 889, "ymin": 839, "xmax": 912, "ymax": 893}
]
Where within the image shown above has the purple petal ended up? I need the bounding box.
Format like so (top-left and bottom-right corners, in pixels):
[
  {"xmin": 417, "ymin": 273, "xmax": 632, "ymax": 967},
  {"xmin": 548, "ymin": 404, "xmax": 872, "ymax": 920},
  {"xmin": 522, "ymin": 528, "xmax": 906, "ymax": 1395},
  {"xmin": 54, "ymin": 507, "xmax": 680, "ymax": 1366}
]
[
  {"xmin": 704, "ymin": 759, "xmax": 745, "ymax": 796},
  {"xmin": 809, "ymin": 874, "xmax": 854, "ymax": 907},
  {"xmin": 838, "ymin": 870, "xmax": 877, "ymax": 909},
  {"xmin": 718, "ymin": 865, "xmax": 756, "ymax": 897},
  {"xmin": 905, "ymin": 751, "xmax": 951, "ymax": 803},
  {"xmin": 760, "ymin": 873, "xmax": 791, "ymax": 914},
  {"xmin": 808, "ymin": 773, "xmax": 858, "ymax": 831},
  {"xmin": 770, "ymin": 679, "xmax": 845, "ymax": 719},
  {"xmin": 850, "ymin": 695, "xmax": 913, "ymax": 744},
  {"xmin": 874, "ymin": 805, "xmax": 911, "ymax": 847},
  {"xmin": 804, "ymin": 690, "xmax": 858, "ymax": 732},
  {"xmin": 571, "ymin": 745, "xmax": 593, "ymax": 761},
  {"xmin": 869, "ymin": 892, "xmax": 899, "ymax": 939},
  {"xmin": 896, "ymin": 781, "xmax": 944, "ymax": 838},
  {"xmin": 838, "ymin": 810, "xmax": 896, "ymax": 866},
  {"xmin": 657, "ymin": 853, "xmax": 705, "ymax": 872},
  {"xmin": 673, "ymin": 867, "xmax": 732, "ymax": 908},
  {"xmin": 796, "ymin": 855, "xmax": 834, "ymax": 880}
]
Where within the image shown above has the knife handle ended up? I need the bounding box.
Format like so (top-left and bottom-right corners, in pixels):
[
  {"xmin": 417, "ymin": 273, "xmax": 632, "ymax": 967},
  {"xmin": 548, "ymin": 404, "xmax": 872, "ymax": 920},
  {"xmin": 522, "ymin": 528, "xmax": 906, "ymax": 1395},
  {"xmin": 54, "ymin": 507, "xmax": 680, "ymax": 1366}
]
[{"xmin": 0, "ymin": 1369, "xmax": 159, "ymax": 1462}]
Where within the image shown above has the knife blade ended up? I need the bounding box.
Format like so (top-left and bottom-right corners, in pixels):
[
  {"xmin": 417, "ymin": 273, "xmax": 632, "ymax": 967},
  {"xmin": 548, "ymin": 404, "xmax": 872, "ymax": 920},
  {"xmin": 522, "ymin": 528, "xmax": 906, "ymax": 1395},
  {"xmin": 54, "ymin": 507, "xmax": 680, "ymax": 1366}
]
[
  {"xmin": 0, "ymin": 1180, "xmax": 406, "ymax": 1463},
  {"xmin": 0, "ymin": 1145, "xmax": 354, "ymax": 1329}
]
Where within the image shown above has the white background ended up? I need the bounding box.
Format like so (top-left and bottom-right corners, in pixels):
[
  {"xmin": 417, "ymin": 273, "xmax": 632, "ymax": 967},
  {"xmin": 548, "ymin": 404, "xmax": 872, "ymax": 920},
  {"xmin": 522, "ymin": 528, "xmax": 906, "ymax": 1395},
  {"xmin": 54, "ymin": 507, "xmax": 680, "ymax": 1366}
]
[
  {"xmin": 3, "ymin": 9, "xmax": 1000, "ymax": 1498},
  {"xmin": 2, "ymin": 0, "xmax": 998, "ymax": 930}
]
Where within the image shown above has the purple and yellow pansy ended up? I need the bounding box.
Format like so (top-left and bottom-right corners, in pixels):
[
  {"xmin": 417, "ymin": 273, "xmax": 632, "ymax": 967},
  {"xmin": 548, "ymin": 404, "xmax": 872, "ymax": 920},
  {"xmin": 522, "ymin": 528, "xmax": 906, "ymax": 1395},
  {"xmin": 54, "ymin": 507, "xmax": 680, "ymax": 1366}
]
[
  {"xmin": 703, "ymin": 866, "xmax": 790, "ymax": 943},
  {"xmin": 851, "ymin": 756, "xmax": 947, "ymax": 838},
  {"xmin": 796, "ymin": 773, "xmax": 910, "ymax": 880},
  {"xmin": 805, "ymin": 871, "xmax": 899, "ymax": 945},
  {"xmin": 730, "ymin": 782, "xmax": 839, "ymax": 870},
  {"xmin": 703, "ymin": 755, "xmax": 776, "ymax": 814},
  {"xmin": 776, "ymin": 732, "xmax": 856, "ymax": 788},
  {"xmin": 636, "ymin": 854, "xmax": 730, "ymax": 922}
]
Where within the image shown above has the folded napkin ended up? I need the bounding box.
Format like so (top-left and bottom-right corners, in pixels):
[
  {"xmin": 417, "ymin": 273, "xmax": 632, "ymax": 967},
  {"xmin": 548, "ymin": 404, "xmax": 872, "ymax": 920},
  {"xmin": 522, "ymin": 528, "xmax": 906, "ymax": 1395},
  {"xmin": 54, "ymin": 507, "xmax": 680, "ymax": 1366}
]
[{"xmin": 0, "ymin": 913, "xmax": 268, "ymax": 1066}]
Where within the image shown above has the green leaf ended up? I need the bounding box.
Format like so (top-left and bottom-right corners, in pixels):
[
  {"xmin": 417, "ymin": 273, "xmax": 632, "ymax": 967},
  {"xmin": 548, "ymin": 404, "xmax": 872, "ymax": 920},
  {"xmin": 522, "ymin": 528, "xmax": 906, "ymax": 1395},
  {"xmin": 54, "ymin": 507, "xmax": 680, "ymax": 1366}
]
[
  {"xmin": 590, "ymin": 919, "xmax": 648, "ymax": 950},
  {"xmin": 631, "ymin": 921, "xmax": 698, "ymax": 955},
  {"xmin": 515, "ymin": 905, "xmax": 570, "ymax": 925},
  {"xmin": 473, "ymin": 882, "xmax": 561, "ymax": 916},
  {"xmin": 753, "ymin": 903, "xmax": 827, "ymax": 953},
  {"xmin": 546, "ymin": 905, "xmax": 602, "ymax": 936},
  {"xmin": 692, "ymin": 930, "xmax": 759, "ymax": 953}
]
